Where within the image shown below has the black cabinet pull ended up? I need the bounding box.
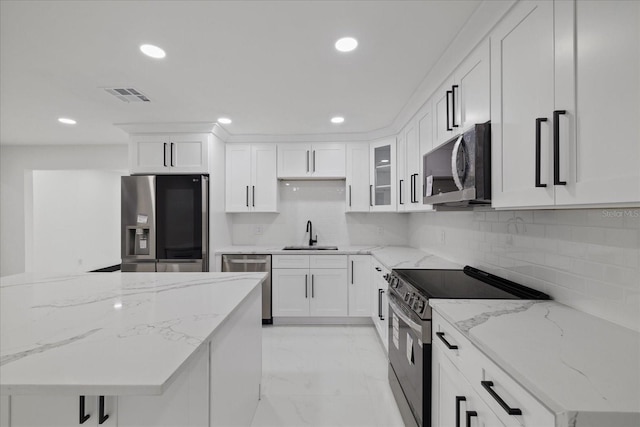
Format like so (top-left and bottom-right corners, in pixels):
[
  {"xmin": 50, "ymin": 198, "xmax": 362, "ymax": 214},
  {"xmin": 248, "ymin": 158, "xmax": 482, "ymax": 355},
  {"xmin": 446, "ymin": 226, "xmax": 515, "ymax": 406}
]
[
  {"xmin": 553, "ymin": 110, "xmax": 567, "ymax": 185},
  {"xmin": 170, "ymin": 142, "xmax": 175, "ymax": 167},
  {"xmin": 446, "ymin": 90, "xmax": 453, "ymax": 131},
  {"xmin": 466, "ymin": 410, "xmax": 478, "ymax": 426},
  {"xmin": 306, "ymin": 150, "xmax": 310, "ymax": 172},
  {"xmin": 163, "ymin": 143, "xmax": 168, "ymax": 167},
  {"xmin": 378, "ymin": 289, "xmax": 383, "ymax": 318},
  {"xmin": 375, "ymin": 267, "xmax": 381, "ymax": 272},
  {"xmin": 313, "ymin": 150, "xmax": 316, "ymax": 172},
  {"xmin": 311, "ymin": 274, "xmax": 315, "ymax": 298},
  {"xmin": 246, "ymin": 186, "xmax": 249, "ymax": 207},
  {"xmin": 412, "ymin": 174, "xmax": 419, "ymax": 203},
  {"xmin": 380, "ymin": 290, "xmax": 385, "ymax": 320},
  {"xmin": 305, "ymin": 274, "xmax": 308, "ymax": 298},
  {"xmin": 451, "ymin": 85, "xmax": 459, "ymax": 128},
  {"xmin": 456, "ymin": 396, "xmax": 466, "ymax": 427},
  {"xmin": 436, "ymin": 331, "xmax": 458, "ymax": 350},
  {"xmin": 79, "ymin": 396, "xmax": 90, "ymax": 424},
  {"xmin": 98, "ymin": 396, "xmax": 109, "ymax": 424},
  {"xmin": 349, "ymin": 185, "xmax": 352, "ymax": 207},
  {"xmin": 369, "ymin": 184, "xmax": 373, "ymax": 206},
  {"xmin": 252, "ymin": 185, "xmax": 255, "ymax": 207},
  {"xmin": 535, "ymin": 118, "xmax": 548, "ymax": 188},
  {"xmin": 351, "ymin": 260, "xmax": 354, "ymax": 284},
  {"xmin": 481, "ymin": 380, "xmax": 523, "ymax": 415},
  {"xmin": 399, "ymin": 179, "xmax": 404, "ymax": 205}
]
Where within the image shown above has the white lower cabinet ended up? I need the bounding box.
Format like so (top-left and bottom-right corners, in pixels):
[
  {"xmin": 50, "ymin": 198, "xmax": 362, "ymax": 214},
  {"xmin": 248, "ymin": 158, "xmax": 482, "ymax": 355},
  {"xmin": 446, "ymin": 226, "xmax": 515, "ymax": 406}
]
[
  {"xmin": 370, "ymin": 260, "xmax": 389, "ymax": 352},
  {"xmin": 433, "ymin": 312, "xmax": 554, "ymax": 427},
  {"xmin": 347, "ymin": 255, "xmax": 371, "ymax": 317},
  {"xmin": 272, "ymin": 255, "xmax": 348, "ymax": 317}
]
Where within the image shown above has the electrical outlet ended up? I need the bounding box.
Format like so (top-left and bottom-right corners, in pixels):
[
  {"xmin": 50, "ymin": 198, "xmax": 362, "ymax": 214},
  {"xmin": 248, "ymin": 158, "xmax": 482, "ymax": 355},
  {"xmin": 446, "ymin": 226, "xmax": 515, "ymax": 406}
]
[
  {"xmin": 377, "ymin": 226, "xmax": 384, "ymax": 235},
  {"xmin": 439, "ymin": 230, "xmax": 446, "ymax": 244},
  {"xmin": 254, "ymin": 225, "xmax": 264, "ymax": 235}
]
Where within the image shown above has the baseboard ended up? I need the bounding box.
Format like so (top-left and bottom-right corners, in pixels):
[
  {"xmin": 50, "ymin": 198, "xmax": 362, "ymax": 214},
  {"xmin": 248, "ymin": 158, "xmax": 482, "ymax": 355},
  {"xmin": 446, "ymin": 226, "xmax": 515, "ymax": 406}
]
[{"xmin": 271, "ymin": 317, "xmax": 373, "ymax": 326}]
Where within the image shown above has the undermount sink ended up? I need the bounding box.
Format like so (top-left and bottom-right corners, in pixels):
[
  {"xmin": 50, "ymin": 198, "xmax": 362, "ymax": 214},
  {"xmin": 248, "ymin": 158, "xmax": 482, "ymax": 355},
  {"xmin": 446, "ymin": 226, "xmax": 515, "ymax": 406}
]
[{"xmin": 282, "ymin": 246, "xmax": 339, "ymax": 251}]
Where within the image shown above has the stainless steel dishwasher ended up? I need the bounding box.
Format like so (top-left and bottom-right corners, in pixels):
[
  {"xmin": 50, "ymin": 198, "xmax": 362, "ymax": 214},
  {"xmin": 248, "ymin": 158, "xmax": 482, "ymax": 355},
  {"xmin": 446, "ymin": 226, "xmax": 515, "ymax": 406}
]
[{"xmin": 221, "ymin": 254, "xmax": 272, "ymax": 324}]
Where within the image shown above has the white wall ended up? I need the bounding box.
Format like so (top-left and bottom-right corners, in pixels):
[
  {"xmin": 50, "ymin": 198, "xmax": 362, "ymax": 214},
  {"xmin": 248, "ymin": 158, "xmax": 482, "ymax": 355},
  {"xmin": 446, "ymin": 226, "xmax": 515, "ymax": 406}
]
[
  {"xmin": 0, "ymin": 145, "xmax": 128, "ymax": 276},
  {"xmin": 408, "ymin": 209, "xmax": 640, "ymax": 332},
  {"xmin": 32, "ymin": 170, "xmax": 123, "ymax": 273},
  {"xmin": 231, "ymin": 180, "xmax": 409, "ymax": 247}
]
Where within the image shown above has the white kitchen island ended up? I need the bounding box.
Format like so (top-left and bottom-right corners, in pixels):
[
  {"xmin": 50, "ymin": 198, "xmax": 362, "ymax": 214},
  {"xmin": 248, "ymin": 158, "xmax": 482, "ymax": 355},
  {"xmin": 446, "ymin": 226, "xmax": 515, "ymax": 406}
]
[{"xmin": 0, "ymin": 271, "xmax": 265, "ymax": 426}]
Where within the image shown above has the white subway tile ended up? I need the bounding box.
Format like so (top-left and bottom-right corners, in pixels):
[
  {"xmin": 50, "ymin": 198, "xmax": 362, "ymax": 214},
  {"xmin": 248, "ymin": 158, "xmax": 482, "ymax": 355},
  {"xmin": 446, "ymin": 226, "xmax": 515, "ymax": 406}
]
[
  {"xmin": 604, "ymin": 265, "xmax": 638, "ymax": 289},
  {"xmin": 606, "ymin": 228, "xmax": 639, "ymax": 249}
]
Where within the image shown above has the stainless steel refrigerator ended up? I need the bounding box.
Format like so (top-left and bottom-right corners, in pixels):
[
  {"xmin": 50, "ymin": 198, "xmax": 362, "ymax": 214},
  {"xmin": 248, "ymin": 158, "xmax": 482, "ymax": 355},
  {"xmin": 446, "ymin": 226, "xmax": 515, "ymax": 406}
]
[{"xmin": 121, "ymin": 175, "xmax": 209, "ymax": 272}]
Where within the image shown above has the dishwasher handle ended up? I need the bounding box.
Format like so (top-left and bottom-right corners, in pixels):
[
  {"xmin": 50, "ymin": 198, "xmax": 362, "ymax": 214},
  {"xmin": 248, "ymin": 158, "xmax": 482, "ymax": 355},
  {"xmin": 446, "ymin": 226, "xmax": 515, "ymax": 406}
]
[{"xmin": 225, "ymin": 259, "xmax": 268, "ymax": 264}]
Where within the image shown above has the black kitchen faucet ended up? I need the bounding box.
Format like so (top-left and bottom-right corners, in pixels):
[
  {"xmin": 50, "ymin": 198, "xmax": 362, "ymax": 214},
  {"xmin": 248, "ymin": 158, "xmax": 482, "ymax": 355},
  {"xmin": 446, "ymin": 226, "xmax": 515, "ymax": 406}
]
[{"xmin": 306, "ymin": 220, "xmax": 317, "ymax": 246}]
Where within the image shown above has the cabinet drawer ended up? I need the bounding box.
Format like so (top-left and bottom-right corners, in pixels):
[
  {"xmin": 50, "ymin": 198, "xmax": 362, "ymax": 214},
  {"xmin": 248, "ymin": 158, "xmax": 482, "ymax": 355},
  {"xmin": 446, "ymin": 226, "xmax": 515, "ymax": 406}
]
[
  {"xmin": 476, "ymin": 353, "xmax": 554, "ymax": 427},
  {"xmin": 272, "ymin": 255, "xmax": 310, "ymax": 269},
  {"xmin": 309, "ymin": 255, "xmax": 347, "ymax": 269},
  {"xmin": 433, "ymin": 312, "xmax": 477, "ymax": 378}
]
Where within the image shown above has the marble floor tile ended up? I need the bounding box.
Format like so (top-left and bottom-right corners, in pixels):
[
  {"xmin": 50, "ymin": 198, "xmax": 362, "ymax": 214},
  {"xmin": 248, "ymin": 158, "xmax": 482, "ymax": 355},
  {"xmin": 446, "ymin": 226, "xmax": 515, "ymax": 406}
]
[{"xmin": 252, "ymin": 325, "xmax": 405, "ymax": 427}]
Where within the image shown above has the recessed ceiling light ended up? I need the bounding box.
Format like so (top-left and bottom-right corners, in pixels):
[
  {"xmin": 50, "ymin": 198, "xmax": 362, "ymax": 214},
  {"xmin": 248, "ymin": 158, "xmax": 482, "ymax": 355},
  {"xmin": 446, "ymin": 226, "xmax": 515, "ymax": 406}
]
[
  {"xmin": 217, "ymin": 117, "xmax": 232, "ymax": 125},
  {"xmin": 335, "ymin": 37, "xmax": 358, "ymax": 52},
  {"xmin": 58, "ymin": 117, "xmax": 76, "ymax": 125},
  {"xmin": 140, "ymin": 44, "xmax": 166, "ymax": 59},
  {"xmin": 331, "ymin": 116, "xmax": 345, "ymax": 124}
]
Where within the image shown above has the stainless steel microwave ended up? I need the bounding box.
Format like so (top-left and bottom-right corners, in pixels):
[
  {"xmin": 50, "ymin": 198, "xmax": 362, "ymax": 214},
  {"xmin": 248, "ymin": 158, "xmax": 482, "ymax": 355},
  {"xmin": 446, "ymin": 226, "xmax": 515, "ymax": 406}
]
[{"xmin": 423, "ymin": 122, "xmax": 491, "ymax": 207}]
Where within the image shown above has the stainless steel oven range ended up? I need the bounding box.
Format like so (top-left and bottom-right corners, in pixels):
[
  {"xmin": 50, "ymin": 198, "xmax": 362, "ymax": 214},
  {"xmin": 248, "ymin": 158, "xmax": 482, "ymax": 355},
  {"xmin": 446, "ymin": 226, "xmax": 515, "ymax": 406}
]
[{"xmin": 385, "ymin": 266, "xmax": 550, "ymax": 427}]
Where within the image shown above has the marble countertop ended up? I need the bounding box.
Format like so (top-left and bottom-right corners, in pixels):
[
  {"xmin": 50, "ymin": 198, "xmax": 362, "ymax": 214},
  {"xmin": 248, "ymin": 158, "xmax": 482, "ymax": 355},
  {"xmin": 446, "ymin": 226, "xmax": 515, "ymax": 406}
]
[
  {"xmin": 0, "ymin": 272, "xmax": 265, "ymax": 395},
  {"xmin": 216, "ymin": 245, "xmax": 461, "ymax": 271},
  {"xmin": 430, "ymin": 299, "xmax": 640, "ymax": 421}
]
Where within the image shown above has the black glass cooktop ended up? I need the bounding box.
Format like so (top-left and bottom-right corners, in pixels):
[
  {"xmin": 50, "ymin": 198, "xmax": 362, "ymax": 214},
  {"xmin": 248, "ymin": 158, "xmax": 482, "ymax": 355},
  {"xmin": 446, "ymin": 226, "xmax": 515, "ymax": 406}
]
[{"xmin": 393, "ymin": 266, "xmax": 550, "ymax": 300}]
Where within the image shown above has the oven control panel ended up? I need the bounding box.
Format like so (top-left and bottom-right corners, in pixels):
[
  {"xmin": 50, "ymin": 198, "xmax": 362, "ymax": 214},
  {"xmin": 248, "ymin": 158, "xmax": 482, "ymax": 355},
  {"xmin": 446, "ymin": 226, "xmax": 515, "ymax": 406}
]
[{"xmin": 386, "ymin": 272, "xmax": 428, "ymax": 319}]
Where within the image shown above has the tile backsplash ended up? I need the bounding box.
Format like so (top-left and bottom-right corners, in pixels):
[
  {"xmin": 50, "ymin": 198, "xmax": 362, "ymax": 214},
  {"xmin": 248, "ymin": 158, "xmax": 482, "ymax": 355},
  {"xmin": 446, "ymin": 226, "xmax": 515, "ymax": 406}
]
[
  {"xmin": 230, "ymin": 180, "xmax": 409, "ymax": 247},
  {"xmin": 409, "ymin": 209, "xmax": 640, "ymax": 331}
]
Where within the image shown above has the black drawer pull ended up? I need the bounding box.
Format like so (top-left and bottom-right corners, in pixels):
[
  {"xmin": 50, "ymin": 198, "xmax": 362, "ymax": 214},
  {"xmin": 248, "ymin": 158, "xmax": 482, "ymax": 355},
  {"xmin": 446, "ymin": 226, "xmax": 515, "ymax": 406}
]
[
  {"xmin": 456, "ymin": 396, "xmax": 466, "ymax": 427},
  {"xmin": 535, "ymin": 118, "xmax": 548, "ymax": 188},
  {"xmin": 481, "ymin": 380, "xmax": 522, "ymax": 415},
  {"xmin": 436, "ymin": 331, "xmax": 458, "ymax": 350},
  {"xmin": 79, "ymin": 396, "xmax": 90, "ymax": 424},
  {"xmin": 553, "ymin": 110, "xmax": 567, "ymax": 185},
  {"xmin": 98, "ymin": 396, "xmax": 109, "ymax": 424},
  {"xmin": 466, "ymin": 410, "xmax": 478, "ymax": 426}
]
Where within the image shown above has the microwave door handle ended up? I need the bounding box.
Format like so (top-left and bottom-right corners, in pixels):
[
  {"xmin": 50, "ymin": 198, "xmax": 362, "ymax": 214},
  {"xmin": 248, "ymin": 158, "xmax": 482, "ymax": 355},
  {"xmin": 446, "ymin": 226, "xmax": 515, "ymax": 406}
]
[{"xmin": 451, "ymin": 135, "xmax": 465, "ymax": 191}]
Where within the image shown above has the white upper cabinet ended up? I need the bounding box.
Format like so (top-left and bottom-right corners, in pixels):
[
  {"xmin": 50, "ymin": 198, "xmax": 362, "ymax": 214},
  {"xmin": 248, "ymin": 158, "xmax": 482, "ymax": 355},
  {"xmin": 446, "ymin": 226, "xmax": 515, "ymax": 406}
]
[
  {"xmin": 225, "ymin": 144, "xmax": 277, "ymax": 213},
  {"xmin": 345, "ymin": 142, "xmax": 371, "ymax": 212},
  {"xmin": 370, "ymin": 138, "xmax": 397, "ymax": 212},
  {"xmin": 277, "ymin": 143, "xmax": 345, "ymax": 179},
  {"xmin": 455, "ymin": 39, "xmax": 490, "ymax": 131},
  {"xmin": 416, "ymin": 101, "xmax": 435, "ymax": 212},
  {"xmin": 433, "ymin": 40, "xmax": 490, "ymax": 150},
  {"xmin": 491, "ymin": 0, "xmax": 556, "ymax": 208},
  {"xmin": 553, "ymin": 0, "xmax": 640, "ymax": 206},
  {"xmin": 130, "ymin": 133, "xmax": 210, "ymax": 174},
  {"xmin": 433, "ymin": 75, "xmax": 457, "ymax": 148},
  {"xmin": 396, "ymin": 132, "xmax": 407, "ymax": 212},
  {"xmin": 492, "ymin": 0, "xmax": 640, "ymax": 209}
]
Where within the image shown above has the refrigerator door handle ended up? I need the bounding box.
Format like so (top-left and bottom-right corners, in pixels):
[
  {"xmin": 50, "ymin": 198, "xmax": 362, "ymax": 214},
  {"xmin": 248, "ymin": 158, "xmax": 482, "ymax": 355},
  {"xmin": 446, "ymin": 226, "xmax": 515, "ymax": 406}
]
[{"xmin": 201, "ymin": 176, "xmax": 209, "ymax": 271}]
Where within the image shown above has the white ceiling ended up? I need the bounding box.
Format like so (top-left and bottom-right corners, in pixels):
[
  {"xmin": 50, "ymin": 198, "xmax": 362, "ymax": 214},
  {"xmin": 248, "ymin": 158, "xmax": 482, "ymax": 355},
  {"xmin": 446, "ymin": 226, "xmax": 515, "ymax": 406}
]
[{"xmin": 0, "ymin": 0, "xmax": 481, "ymax": 145}]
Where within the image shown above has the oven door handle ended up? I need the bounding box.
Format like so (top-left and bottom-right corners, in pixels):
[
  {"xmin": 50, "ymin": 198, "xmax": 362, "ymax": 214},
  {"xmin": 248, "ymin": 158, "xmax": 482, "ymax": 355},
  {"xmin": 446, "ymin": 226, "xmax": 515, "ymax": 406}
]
[{"xmin": 388, "ymin": 295, "xmax": 423, "ymax": 336}]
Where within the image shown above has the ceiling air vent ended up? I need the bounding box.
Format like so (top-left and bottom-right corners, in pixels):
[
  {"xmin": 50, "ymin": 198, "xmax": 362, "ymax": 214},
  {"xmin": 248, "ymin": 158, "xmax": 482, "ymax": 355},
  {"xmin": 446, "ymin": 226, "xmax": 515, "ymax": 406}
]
[{"xmin": 104, "ymin": 87, "xmax": 151, "ymax": 103}]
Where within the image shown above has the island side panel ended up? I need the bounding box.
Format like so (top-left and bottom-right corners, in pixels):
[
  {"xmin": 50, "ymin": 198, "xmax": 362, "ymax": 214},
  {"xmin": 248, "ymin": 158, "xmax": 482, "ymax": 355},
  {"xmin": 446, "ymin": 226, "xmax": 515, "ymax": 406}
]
[{"xmin": 210, "ymin": 285, "xmax": 262, "ymax": 427}]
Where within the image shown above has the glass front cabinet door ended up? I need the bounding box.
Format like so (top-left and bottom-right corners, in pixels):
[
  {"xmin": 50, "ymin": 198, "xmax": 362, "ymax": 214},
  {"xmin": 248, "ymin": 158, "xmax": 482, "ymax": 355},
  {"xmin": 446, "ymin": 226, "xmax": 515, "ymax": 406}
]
[{"xmin": 369, "ymin": 138, "xmax": 396, "ymax": 211}]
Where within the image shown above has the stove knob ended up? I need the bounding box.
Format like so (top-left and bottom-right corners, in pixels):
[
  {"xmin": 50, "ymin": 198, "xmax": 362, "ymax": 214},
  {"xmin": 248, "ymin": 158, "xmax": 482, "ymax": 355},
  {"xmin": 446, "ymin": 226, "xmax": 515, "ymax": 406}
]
[
  {"xmin": 392, "ymin": 277, "xmax": 399, "ymax": 288},
  {"xmin": 383, "ymin": 273, "xmax": 390, "ymax": 281},
  {"xmin": 417, "ymin": 300, "xmax": 426, "ymax": 313}
]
